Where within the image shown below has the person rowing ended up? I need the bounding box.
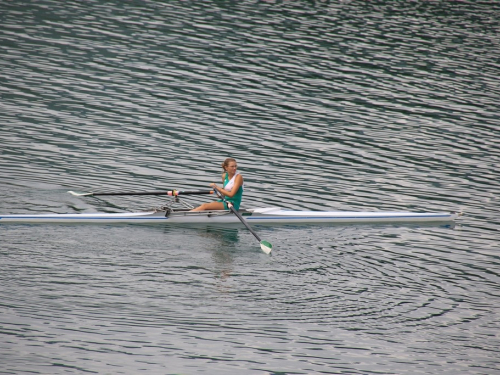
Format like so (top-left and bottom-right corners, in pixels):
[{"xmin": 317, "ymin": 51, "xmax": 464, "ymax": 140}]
[{"xmin": 191, "ymin": 158, "xmax": 244, "ymax": 211}]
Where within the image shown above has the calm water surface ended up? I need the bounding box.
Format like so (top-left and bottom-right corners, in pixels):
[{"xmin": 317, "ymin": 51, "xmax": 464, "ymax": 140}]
[{"xmin": 1, "ymin": 1, "xmax": 499, "ymax": 374}]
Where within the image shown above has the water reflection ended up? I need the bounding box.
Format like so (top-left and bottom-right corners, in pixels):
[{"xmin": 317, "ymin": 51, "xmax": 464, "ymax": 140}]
[
  {"xmin": 155, "ymin": 224, "xmax": 243, "ymax": 283},
  {"xmin": 201, "ymin": 226, "xmax": 240, "ymax": 282}
]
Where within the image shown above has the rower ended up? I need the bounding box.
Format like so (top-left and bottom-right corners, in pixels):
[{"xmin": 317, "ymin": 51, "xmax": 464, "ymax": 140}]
[{"xmin": 190, "ymin": 158, "xmax": 244, "ymax": 211}]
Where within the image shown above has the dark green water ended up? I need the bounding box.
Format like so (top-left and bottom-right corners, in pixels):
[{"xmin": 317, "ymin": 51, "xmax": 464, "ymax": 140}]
[{"xmin": 1, "ymin": 1, "xmax": 499, "ymax": 374}]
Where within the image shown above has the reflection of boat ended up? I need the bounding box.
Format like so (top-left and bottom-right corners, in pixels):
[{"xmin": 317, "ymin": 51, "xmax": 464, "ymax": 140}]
[{"xmin": 0, "ymin": 207, "xmax": 459, "ymax": 225}]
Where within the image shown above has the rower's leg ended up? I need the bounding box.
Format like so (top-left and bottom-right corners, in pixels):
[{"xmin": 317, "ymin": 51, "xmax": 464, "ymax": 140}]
[{"xmin": 190, "ymin": 201, "xmax": 226, "ymax": 211}]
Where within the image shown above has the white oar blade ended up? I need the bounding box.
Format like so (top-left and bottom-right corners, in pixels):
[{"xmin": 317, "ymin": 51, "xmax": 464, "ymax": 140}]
[
  {"xmin": 68, "ymin": 191, "xmax": 93, "ymax": 197},
  {"xmin": 260, "ymin": 240, "xmax": 272, "ymax": 254}
]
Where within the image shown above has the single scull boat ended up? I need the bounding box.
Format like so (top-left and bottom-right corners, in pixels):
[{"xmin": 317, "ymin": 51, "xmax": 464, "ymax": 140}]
[
  {"xmin": 0, "ymin": 189, "xmax": 458, "ymax": 225},
  {"xmin": 0, "ymin": 207, "xmax": 458, "ymax": 225}
]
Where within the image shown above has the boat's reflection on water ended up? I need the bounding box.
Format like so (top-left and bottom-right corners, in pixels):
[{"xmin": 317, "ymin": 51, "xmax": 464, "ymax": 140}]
[
  {"xmin": 159, "ymin": 224, "xmax": 244, "ymax": 284},
  {"xmin": 204, "ymin": 226, "xmax": 239, "ymax": 280}
]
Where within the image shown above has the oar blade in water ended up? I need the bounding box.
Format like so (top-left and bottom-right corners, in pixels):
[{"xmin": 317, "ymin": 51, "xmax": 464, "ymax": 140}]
[
  {"xmin": 260, "ymin": 240, "xmax": 272, "ymax": 254},
  {"xmin": 68, "ymin": 191, "xmax": 93, "ymax": 196}
]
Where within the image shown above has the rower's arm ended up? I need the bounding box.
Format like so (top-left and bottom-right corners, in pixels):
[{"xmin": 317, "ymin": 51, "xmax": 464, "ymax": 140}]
[{"xmin": 214, "ymin": 174, "xmax": 243, "ymax": 198}]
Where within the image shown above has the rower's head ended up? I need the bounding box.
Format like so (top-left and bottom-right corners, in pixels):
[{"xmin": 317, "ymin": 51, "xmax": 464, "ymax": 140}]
[{"xmin": 222, "ymin": 158, "xmax": 237, "ymax": 173}]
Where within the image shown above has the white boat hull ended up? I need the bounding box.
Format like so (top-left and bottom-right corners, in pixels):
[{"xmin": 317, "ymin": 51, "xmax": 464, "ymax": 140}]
[{"xmin": 0, "ymin": 207, "xmax": 458, "ymax": 225}]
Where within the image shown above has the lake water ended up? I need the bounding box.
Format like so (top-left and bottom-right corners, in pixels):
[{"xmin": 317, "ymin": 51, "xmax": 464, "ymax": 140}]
[{"xmin": 1, "ymin": 1, "xmax": 499, "ymax": 374}]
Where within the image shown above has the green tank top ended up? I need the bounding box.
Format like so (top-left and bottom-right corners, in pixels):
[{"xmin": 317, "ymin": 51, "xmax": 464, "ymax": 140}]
[{"xmin": 223, "ymin": 172, "xmax": 243, "ymax": 210}]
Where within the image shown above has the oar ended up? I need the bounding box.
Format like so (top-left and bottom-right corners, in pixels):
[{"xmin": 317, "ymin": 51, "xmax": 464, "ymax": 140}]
[
  {"xmin": 213, "ymin": 189, "xmax": 272, "ymax": 254},
  {"xmin": 68, "ymin": 190, "xmax": 213, "ymax": 197}
]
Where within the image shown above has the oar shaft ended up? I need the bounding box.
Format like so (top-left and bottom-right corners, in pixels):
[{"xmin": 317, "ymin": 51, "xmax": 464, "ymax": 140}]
[
  {"xmin": 230, "ymin": 207, "xmax": 262, "ymax": 242},
  {"xmin": 170, "ymin": 190, "xmax": 214, "ymax": 196},
  {"xmin": 69, "ymin": 190, "xmax": 213, "ymax": 197},
  {"xmin": 93, "ymin": 191, "xmax": 169, "ymax": 196},
  {"xmin": 213, "ymin": 189, "xmax": 267, "ymax": 244}
]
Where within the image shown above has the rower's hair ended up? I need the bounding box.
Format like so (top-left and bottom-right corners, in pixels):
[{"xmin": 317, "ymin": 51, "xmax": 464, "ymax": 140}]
[{"xmin": 222, "ymin": 158, "xmax": 237, "ymax": 171}]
